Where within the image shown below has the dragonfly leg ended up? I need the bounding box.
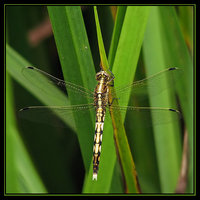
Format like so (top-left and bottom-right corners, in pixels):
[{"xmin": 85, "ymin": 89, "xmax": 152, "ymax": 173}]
[
  {"xmin": 109, "ymin": 97, "xmax": 120, "ymax": 106},
  {"xmin": 106, "ymin": 69, "xmax": 115, "ymax": 87},
  {"xmin": 108, "ymin": 69, "xmax": 115, "ymax": 82}
]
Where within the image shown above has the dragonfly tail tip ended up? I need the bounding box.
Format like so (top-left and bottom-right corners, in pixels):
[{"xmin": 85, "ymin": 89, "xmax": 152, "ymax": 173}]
[{"xmin": 92, "ymin": 173, "xmax": 98, "ymax": 181}]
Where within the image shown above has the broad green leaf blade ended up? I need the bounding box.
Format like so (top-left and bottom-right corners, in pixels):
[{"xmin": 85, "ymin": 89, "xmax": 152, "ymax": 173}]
[
  {"xmin": 158, "ymin": 6, "xmax": 193, "ymax": 193},
  {"xmin": 6, "ymin": 71, "xmax": 47, "ymax": 193},
  {"xmin": 6, "ymin": 44, "xmax": 76, "ymax": 131},
  {"xmin": 111, "ymin": 6, "xmax": 150, "ymax": 193},
  {"xmin": 48, "ymin": 6, "xmax": 96, "ymax": 173},
  {"xmin": 143, "ymin": 6, "xmax": 182, "ymax": 192}
]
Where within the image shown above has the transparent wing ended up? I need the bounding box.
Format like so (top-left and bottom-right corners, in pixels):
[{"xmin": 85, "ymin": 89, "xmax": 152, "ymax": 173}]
[
  {"xmin": 20, "ymin": 67, "xmax": 181, "ymax": 129},
  {"xmin": 22, "ymin": 66, "xmax": 94, "ymax": 99},
  {"xmin": 19, "ymin": 104, "xmax": 95, "ymax": 128},
  {"xmin": 110, "ymin": 105, "xmax": 181, "ymax": 126},
  {"xmin": 114, "ymin": 67, "xmax": 180, "ymax": 99}
]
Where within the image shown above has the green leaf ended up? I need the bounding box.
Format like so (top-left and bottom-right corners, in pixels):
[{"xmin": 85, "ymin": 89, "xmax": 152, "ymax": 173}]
[
  {"xmin": 143, "ymin": 6, "xmax": 182, "ymax": 192},
  {"xmin": 6, "ymin": 44, "xmax": 75, "ymax": 130},
  {"xmin": 111, "ymin": 6, "xmax": 151, "ymax": 193},
  {"xmin": 177, "ymin": 6, "xmax": 193, "ymax": 56},
  {"xmin": 108, "ymin": 6, "xmax": 127, "ymax": 67},
  {"xmin": 48, "ymin": 6, "xmax": 96, "ymax": 173},
  {"xmin": 158, "ymin": 6, "xmax": 193, "ymax": 193},
  {"xmin": 6, "ymin": 66, "xmax": 47, "ymax": 193},
  {"xmin": 93, "ymin": 6, "xmax": 109, "ymax": 70}
]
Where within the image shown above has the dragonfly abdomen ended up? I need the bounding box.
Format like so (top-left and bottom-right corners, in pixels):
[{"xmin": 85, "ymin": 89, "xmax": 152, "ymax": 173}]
[
  {"xmin": 92, "ymin": 71, "xmax": 111, "ymax": 180},
  {"xmin": 93, "ymin": 100, "xmax": 107, "ymax": 180}
]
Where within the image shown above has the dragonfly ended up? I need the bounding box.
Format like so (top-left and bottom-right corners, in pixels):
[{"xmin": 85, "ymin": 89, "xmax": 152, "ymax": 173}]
[{"xmin": 19, "ymin": 66, "xmax": 181, "ymax": 181}]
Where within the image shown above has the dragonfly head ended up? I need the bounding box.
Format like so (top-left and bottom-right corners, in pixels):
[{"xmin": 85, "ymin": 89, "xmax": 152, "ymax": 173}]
[{"xmin": 96, "ymin": 71, "xmax": 110, "ymax": 82}]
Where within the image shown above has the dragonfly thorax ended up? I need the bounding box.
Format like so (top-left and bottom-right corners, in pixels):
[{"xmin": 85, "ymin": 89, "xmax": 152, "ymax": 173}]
[{"xmin": 95, "ymin": 71, "xmax": 111, "ymax": 83}]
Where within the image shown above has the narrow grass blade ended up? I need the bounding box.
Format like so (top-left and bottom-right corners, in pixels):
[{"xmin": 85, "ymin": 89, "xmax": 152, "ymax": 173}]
[
  {"xmin": 108, "ymin": 6, "xmax": 127, "ymax": 67},
  {"xmin": 93, "ymin": 6, "xmax": 109, "ymax": 70}
]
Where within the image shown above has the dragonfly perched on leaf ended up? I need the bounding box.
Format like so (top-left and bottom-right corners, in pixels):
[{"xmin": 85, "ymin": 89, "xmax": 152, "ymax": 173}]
[{"xmin": 19, "ymin": 66, "xmax": 181, "ymax": 180}]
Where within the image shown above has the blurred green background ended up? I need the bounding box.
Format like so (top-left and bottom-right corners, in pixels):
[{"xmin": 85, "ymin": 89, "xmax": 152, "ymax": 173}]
[{"xmin": 6, "ymin": 5, "xmax": 194, "ymax": 194}]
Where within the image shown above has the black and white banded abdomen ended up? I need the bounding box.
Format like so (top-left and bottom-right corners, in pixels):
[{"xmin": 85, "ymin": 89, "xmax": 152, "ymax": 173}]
[{"xmin": 92, "ymin": 107, "xmax": 106, "ymax": 180}]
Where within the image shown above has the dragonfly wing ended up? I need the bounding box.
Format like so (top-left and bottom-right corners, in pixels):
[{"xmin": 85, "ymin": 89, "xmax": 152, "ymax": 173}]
[
  {"xmin": 22, "ymin": 66, "xmax": 94, "ymax": 100},
  {"xmin": 114, "ymin": 67, "xmax": 181, "ymax": 102},
  {"xmin": 19, "ymin": 104, "xmax": 95, "ymax": 129},
  {"xmin": 110, "ymin": 105, "xmax": 181, "ymax": 126}
]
